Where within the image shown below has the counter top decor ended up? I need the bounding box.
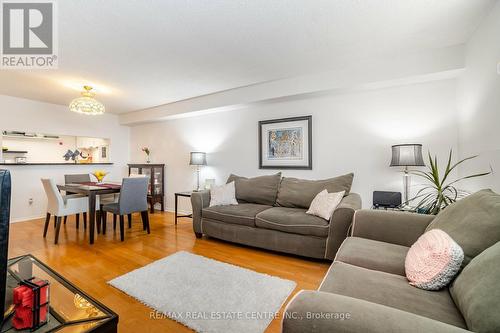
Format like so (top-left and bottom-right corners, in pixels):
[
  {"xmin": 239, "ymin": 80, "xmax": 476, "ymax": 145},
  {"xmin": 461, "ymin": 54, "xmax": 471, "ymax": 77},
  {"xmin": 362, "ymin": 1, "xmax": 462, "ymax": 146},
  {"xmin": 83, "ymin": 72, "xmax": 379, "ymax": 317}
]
[{"xmin": 92, "ymin": 170, "xmax": 108, "ymax": 183}]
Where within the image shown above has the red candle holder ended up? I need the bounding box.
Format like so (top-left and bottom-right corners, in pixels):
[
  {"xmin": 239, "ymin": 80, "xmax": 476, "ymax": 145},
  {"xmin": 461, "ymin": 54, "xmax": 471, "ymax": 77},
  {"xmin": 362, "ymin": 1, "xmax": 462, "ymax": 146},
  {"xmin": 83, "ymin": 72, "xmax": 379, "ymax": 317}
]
[{"xmin": 12, "ymin": 277, "xmax": 50, "ymax": 330}]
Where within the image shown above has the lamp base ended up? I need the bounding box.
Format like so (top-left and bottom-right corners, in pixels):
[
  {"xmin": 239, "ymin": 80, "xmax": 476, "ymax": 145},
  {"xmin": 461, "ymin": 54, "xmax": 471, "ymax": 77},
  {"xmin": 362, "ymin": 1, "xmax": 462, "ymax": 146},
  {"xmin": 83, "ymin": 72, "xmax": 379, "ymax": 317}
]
[{"xmin": 403, "ymin": 166, "xmax": 411, "ymax": 204}]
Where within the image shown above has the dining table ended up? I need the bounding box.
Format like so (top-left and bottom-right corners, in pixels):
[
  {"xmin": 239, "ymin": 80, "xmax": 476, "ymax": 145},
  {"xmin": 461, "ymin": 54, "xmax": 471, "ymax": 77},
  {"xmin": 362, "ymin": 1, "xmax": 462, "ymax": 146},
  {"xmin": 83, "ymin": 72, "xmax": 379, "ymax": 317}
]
[{"xmin": 57, "ymin": 182, "xmax": 121, "ymax": 244}]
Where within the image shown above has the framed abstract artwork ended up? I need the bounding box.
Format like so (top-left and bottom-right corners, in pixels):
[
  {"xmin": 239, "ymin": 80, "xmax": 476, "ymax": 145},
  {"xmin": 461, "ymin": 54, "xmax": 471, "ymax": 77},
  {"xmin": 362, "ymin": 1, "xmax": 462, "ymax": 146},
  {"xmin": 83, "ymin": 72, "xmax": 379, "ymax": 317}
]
[{"xmin": 259, "ymin": 115, "xmax": 312, "ymax": 169}]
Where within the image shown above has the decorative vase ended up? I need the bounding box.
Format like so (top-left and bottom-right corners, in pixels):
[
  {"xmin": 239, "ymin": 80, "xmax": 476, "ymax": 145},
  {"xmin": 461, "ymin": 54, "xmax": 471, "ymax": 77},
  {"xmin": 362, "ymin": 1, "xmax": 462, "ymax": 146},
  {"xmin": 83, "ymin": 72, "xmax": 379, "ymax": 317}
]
[
  {"xmin": 146, "ymin": 155, "xmax": 150, "ymax": 163},
  {"xmin": 92, "ymin": 171, "xmax": 107, "ymax": 184}
]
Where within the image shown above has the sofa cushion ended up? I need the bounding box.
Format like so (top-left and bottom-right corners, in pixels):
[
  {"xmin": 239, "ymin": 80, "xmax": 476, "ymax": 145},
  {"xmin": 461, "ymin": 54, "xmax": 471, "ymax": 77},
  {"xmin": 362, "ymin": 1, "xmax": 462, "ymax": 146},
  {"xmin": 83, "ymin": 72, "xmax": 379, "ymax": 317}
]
[
  {"xmin": 226, "ymin": 173, "xmax": 281, "ymax": 206},
  {"xmin": 255, "ymin": 207, "xmax": 329, "ymax": 237},
  {"xmin": 319, "ymin": 262, "xmax": 466, "ymax": 328},
  {"xmin": 202, "ymin": 204, "xmax": 272, "ymax": 227},
  {"xmin": 202, "ymin": 219, "xmax": 327, "ymax": 259},
  {"xmin": 276, "ymin": 173, "xmax": 353, "ymax": 209},
  {"xmin": 335, "ymin": 237, "xmax": 409, "ymax": 276},
  {"xmin": 450, "ymin": 241, "xmax": 500, "ymax": 333},
  {"xmin": 426, "ymin": 189, "xmax": 500, "ymax": 266}
]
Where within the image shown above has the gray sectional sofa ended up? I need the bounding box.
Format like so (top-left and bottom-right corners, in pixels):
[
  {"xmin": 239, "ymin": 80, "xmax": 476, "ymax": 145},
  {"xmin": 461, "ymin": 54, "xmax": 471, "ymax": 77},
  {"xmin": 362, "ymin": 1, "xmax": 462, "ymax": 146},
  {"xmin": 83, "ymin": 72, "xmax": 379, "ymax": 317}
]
[
  {"xmin": 283, "ymin": 189, "xmax": 500, "ymax": 333},
  {"xmin": 191, "ymin": 172, "xmax": 361, "ymax": 260}
]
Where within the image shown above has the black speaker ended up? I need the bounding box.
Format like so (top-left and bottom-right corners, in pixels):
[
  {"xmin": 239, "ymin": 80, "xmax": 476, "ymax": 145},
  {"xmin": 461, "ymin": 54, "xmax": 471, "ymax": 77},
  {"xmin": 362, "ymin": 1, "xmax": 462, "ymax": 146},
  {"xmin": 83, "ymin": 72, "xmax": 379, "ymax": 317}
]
[
  {"xmin": 373, "ymin": 191, "xmax": 401, "ymax": 209},
  {"xmin": 0, "ymin": 170, "xmax": 11, "ymax": 321}
]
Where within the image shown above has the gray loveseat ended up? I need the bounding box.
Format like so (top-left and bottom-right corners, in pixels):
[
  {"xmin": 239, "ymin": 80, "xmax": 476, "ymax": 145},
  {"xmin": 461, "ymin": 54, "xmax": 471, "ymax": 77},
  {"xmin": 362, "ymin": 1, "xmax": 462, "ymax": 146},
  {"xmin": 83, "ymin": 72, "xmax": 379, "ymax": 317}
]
[
  {"xmin": 191, "ymin": 172, "xmax": 361, "ymax": 260},
  {"xmin": 283, "ymin": 189, "xmax": 500, "ymax": 333}
]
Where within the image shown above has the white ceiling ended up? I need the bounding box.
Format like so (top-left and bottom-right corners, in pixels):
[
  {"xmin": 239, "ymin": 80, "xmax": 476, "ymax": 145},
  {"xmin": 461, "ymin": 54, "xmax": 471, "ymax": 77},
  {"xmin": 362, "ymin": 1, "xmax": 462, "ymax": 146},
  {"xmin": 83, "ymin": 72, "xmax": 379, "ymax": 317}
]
[{"xmin": 0, "ymin": 0, "xmax": 495, "ymax": 114}]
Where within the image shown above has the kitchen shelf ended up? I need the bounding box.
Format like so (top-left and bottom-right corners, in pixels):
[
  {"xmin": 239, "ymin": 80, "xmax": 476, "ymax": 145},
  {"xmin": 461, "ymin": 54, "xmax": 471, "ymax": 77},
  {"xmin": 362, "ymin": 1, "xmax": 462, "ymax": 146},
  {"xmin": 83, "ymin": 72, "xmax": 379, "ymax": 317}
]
[
  {"xmin": 0, "ymin": 162, "xmax": 114, "ymax": 166},
  {"xmin": 2, "ymin": 150, "xmax": 28, "ymax": 154},
  {"xmin": 2, "ymin": 134, "xmax": 60, "ymax": 140}
]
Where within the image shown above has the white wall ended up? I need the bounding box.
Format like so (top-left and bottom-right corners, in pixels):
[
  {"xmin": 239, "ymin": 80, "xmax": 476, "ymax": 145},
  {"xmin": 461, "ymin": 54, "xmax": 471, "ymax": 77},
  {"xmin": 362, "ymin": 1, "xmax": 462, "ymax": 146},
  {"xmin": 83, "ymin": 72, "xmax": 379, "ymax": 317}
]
[
  {"xmin": 130, "ymin": 79, "xmax": 459, "ymax": 213},
  {"xmin": 457, "ymin": 2, "xmax": 500, "ymax": 192},
  {"xmin": 0, "ymin": 94, "xmax": 130, "ymax": 222}
]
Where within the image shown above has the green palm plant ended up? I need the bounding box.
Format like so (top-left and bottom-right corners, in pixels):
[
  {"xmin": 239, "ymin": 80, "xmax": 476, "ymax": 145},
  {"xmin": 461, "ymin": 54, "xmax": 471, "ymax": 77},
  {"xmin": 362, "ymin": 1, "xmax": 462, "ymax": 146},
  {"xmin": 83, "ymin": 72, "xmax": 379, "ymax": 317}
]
[{"xmin": 408, "ymin": 150, "xmax": 491, "ymax": 215}]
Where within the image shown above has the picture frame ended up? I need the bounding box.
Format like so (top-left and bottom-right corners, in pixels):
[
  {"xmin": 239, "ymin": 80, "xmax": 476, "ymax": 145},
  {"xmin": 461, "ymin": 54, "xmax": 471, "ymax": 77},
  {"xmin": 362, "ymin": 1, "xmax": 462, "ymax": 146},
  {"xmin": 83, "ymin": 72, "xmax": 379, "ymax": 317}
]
[{"xmin": 259, "ymin": 115, "xmax": 312, "ymax": 169}]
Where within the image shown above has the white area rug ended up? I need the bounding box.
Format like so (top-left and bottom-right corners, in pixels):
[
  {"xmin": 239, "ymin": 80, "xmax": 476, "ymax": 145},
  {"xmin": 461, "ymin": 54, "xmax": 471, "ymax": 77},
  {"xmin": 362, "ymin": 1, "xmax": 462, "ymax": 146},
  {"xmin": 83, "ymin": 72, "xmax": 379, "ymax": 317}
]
[{"xmin": 108, "ymin": 251, "xmax": 296, "ymax": 333}]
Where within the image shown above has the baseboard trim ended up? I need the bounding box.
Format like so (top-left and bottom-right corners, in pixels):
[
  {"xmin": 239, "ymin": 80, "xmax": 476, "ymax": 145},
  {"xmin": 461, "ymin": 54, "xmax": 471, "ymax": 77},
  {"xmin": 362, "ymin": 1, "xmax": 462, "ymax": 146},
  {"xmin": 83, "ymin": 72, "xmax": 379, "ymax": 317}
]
[
  {"xmin": 10, "ymin": 214, "xmax": 46, "ymax": 223},
  {"xmin": 10, "ymin": 208, "xmax": 193, "ymax": 224},
  {"xmin": 164, "ymin": 207, "xmax": 192, "ymax": 216}
]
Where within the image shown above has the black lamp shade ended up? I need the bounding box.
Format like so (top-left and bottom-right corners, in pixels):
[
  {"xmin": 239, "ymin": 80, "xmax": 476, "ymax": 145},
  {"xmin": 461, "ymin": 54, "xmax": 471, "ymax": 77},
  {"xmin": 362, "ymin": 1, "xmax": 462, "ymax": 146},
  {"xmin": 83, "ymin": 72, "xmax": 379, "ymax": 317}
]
[
  {"xmin": 390, "ymin": 144, "xmax": 425, "ymax": 167},
  {"xmin": 189, "ymin": 152, "xmax": 207, "ymax": 166}
]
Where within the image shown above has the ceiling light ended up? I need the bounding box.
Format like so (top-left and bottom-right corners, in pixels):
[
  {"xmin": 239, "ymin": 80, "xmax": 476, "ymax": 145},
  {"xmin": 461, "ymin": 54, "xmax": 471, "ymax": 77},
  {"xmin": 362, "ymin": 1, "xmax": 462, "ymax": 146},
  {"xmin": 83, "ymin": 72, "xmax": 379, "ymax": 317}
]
[
  {"xmin": 69, "ymin": 86, "xmax": 105, "ymax": 115},
  {"xmin": 61, "ymin": 80, "xmax": 113, "ymax": 94}
]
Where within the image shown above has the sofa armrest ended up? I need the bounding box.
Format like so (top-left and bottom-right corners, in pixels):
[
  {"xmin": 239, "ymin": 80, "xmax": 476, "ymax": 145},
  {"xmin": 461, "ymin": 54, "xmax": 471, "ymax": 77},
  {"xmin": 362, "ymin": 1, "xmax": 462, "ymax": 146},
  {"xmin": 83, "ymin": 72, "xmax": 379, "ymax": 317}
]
[
  {"xmin": 282, "ymin": 291, "xmax": 470, "ymax": 333},
  {"xmin": 352, "ymin": 209, "xmax": 435, "ymax": 247},
  {"xmin": 325, "ymin": 193, "xmax": 362, "ymax": 260},
  {"xmin": 191, "ymin": 190, "xmax": 210, "ymax": 235}
]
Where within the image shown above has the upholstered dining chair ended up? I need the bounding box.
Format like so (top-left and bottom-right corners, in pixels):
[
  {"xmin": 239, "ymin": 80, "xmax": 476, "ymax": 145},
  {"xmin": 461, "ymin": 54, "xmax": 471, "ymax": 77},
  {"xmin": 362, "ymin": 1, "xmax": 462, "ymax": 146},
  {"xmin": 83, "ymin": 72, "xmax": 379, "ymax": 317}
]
[
  {"xmin": 41, "ymin": 178, "xmax": 97, "ymax": 244},
  {"xmin": 101, "ymin": 177, "xmax": 150, "ymax": 241},
  {"xmin": 64, "ymin": 173, "xmax": 92, "ymax": 184},
  {"xmin": 121, "ymin": 173, "xmax": 148, "ymax": 229},
  {"xmin": 98, "ymin": 192, "xmax": 120, "ymax": 234},
  {"xmin": 64, "ymin": 173, "xmax": 91, "ymax": 228}
]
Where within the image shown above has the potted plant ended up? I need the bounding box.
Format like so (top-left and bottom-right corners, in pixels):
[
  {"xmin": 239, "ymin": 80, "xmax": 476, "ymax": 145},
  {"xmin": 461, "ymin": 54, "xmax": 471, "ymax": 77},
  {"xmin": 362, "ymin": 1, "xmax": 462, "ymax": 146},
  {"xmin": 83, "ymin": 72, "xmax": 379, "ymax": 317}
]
[{"xmin": 408, "ymin": 150, "xmax": 491, "ymax": 215}]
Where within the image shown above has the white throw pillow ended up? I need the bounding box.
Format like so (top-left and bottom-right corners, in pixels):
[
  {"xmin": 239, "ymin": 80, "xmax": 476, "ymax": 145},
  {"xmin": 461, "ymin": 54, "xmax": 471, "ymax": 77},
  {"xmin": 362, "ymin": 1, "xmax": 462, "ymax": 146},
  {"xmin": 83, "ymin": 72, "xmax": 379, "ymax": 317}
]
[
  {"xmin": 209, "ymin": 181, "xmax": 238, "ymax": 207},
  {"xmin": 306, "ymin": 190, "xmax": 345, "ymax": 220}
]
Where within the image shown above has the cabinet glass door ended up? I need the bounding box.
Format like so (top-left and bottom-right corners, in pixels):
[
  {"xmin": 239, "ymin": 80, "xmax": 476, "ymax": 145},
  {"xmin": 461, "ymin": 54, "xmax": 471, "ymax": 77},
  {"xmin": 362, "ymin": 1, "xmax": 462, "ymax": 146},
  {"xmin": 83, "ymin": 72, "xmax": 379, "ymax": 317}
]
[
  {"xmin": 129, "ymin": 167, "xmax": 140, "ymax": 175},
  {"xmin": 153, "ymin": 167, "xmax": 162, "ymax": 195},
  {"xmin": 142, "ymin": 168, "xmax": 152, "ymax": 195}
]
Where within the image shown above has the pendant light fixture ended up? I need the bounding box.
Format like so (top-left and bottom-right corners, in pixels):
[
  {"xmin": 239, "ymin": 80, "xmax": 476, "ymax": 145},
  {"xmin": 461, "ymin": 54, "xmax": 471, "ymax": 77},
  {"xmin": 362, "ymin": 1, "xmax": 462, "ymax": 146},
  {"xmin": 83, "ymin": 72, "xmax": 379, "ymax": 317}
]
[{"xmin": 69, "ymin": 85, "xmax": 105, "ymax": 115}]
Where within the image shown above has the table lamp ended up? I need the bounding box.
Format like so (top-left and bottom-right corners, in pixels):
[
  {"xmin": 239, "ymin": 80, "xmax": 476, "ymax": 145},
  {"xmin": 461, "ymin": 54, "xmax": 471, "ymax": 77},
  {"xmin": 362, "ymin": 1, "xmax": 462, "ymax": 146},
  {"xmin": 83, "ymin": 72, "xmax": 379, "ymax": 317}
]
[
  {"xmin": 390, "ymin": 144, "xmax": 425, "ymax": 205},
  {"xmin": 190, "ymin": 152, "xmax": 207, "ymax": 191}
]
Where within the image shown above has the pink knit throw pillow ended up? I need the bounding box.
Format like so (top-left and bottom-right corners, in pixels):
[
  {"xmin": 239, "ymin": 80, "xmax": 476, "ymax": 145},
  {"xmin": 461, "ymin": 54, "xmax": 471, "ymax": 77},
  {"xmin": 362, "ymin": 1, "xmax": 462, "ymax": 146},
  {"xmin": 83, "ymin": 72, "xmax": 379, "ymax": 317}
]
[{"xmin": 405, "ymin": 229, "xmax": 464, "ymax": 290}]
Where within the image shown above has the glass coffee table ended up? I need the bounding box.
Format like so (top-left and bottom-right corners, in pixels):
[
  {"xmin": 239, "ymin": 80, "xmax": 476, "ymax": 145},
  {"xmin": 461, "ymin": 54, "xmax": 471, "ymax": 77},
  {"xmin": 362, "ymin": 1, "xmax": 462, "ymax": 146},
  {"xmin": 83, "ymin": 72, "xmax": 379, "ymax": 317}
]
[{"xmin": 2, "ymin": 255, "xmax": 118, "ymax": 333}]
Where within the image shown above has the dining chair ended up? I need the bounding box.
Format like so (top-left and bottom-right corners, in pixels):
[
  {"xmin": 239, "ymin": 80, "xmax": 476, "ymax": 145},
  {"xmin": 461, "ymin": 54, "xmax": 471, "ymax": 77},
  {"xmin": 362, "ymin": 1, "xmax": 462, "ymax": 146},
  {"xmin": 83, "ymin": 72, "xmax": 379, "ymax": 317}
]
[
  {"xmin": 123, "ymin": 174, "xmax": 147, "ymax": 228},
  {"xmin": 64, "ymin": 173, "xmax": 91, "ymax": 228},
  {"xmin": 101, "ymin": 177, "xmax": 150, "ymax": 241},
  {"xmin": 106, "ymin": 174, "xmax": 146, "ymax": 232},
  {"xmin": 41, "ymin": 178, "xmax": 96, "ymax": 244},
  {"xmin": 64, "ymin": 173, "xmax": 91, "ymax": 184},
  {"xmin": 98, "ymin": 194, "xmax": 119, "ymax": 234},
  {"xmin": 64, "ymin": 173, "xmax": 117, "ymax": 233}
]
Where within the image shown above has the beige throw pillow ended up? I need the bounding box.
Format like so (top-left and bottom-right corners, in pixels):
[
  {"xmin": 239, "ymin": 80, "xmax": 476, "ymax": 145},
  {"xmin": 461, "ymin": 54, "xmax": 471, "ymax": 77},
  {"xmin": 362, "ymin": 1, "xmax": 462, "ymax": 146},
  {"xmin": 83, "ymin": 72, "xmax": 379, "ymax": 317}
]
[
  {"xmin": 306, "ymin": 190, "xmax": 345, "ymax": 220},
  {"xmin": 209, "ymin": 181, "xmax": 238, "ymax": 207}
]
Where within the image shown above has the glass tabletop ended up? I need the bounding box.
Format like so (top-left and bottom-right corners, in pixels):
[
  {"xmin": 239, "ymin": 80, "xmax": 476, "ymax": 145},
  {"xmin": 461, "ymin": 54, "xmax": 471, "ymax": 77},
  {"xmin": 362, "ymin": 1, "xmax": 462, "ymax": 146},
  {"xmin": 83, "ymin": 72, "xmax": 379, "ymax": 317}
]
[{"xmin": 2, "ymin": 255, "xmax": 117, "ymax": 333}]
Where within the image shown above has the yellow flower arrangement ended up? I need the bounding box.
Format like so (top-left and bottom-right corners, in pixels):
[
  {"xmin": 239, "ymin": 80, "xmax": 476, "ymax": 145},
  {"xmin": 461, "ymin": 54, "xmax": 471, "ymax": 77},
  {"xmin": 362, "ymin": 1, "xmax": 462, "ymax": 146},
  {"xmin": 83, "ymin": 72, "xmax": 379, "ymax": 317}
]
[{"xmin": 92, "ymin": 170, "xmax": 108, "ymax": 183}]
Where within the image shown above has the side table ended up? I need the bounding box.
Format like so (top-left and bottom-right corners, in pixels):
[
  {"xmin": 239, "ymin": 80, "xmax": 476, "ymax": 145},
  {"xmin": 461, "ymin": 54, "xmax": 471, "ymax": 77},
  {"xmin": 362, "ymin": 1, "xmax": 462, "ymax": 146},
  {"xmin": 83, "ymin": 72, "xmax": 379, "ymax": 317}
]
[
  {"xmin": 174, "ymin": 192, "xmax": 193, "ymax": 225},
  {"xmin": 372, "ymin": 206, "xmax": 420, "ymax": 213}
]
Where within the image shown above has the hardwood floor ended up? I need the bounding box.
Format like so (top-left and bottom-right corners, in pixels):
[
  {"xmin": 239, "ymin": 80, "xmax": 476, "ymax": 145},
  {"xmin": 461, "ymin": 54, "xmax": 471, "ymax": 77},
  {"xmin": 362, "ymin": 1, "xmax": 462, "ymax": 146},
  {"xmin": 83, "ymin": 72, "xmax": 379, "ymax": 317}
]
[{"xmin": 8, "ymin": 212, "xmax": 330, "ymax": 333}]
